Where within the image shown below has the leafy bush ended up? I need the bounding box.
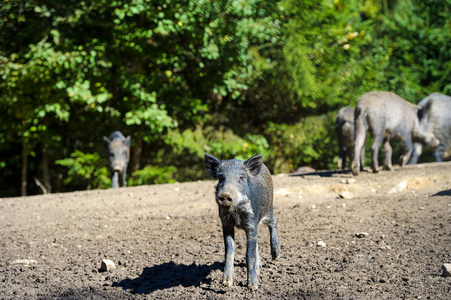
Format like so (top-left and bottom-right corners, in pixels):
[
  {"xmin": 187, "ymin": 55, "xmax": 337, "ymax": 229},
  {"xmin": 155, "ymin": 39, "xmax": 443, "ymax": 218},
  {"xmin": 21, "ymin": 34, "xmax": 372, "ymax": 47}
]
[
  {"xmin": 264, "ymin": 113, "xmax": 337, "ymax": 173},
  {"xmin": 130, "ymin": 166, "xmax": 177, "ymax": 185},
  {"xmin": 56, "ymin": 150, "xmax": 110, "ymax": 190}
]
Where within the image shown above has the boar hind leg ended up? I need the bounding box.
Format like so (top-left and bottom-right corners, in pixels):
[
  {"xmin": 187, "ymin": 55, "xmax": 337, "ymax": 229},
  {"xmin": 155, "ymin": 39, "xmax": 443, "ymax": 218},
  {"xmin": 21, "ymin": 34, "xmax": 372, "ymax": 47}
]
[
  {"xmin": 382, "ymin": 137, "xmax": 393, "ymax": 171},
  {"xmin": 351, "ymin": 131, "xmax": 366, "ymax": 176},
  {"xmin": 263, "ymin": 212, "xmax": 280, "ymax": 261},
  {"xmin": 351, "ymin": 110, "xmax": 367, "ymax": 176},
  {"xmin": 370, "ymin": 134, "xmax": 384, "ymax": 173},
  {"xmin": 337, "ymin": 132, "xmax": 347, "ymax": 170},
  {"xmin": 359, "ymin": 147, "xmax": 365, "ymax": 171}
]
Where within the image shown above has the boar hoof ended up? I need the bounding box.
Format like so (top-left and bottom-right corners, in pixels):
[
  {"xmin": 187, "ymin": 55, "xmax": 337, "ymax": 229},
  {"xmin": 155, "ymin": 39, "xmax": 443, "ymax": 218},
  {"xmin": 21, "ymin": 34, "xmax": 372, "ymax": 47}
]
[
  {"xmin": 222, "ymin": 278, "xmax": 233, "ymax": 287},
  {"xmin": 248, "ymin": 283, "xmax": 258, "ymax": 290},
  {"xmin": 383, "ymin": 165, "xmax": 393, "ymax": 171}
]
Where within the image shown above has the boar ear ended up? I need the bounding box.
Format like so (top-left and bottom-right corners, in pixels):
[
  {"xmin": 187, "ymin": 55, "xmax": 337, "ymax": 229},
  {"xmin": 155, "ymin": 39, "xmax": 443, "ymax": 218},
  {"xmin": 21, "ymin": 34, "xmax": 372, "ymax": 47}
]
[
  {"xmin": 124, "ymin": 136, "xmax": 131, "ymax": 148},
  {"xmin": 417, "ymin": 98, "xmax": 433, "ymax": 121},
  {"xmin": 103, "ymin": 136, "xmax": 111, "ymax": 148},
  {"xmin": 245, "ymin": 154, "xmax": 263, "ymax": 176},
  {"xmin": 204, "ymin": 153, "xmax": 221, "ymax": 179}
]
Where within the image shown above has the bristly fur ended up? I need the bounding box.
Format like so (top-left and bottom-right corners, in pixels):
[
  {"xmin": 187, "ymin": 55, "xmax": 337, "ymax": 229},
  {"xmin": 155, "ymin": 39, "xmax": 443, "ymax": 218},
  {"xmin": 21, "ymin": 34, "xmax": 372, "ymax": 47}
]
[{"xmin": 204, "ymin": 153, "xmax": 280, "ymax": 289}]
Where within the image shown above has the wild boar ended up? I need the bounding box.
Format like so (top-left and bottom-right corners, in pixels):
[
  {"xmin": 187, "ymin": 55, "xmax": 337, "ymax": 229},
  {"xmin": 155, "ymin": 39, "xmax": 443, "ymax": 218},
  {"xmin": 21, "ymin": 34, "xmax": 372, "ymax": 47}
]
[{"xmin": 351, "ymin": 91, "xmax": 439, "ymax": 176}]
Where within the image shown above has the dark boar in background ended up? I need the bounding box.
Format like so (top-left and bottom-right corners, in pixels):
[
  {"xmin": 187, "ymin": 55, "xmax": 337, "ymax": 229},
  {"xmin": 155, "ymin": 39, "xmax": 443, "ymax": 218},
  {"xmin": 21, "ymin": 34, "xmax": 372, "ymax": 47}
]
[
  {"xmin": 335, "ymin": 106, "xmax": 365, "ymax": 170},
  {"xmin": 103, "ymin": 131, "xmax": 131, "ymax": 188},
  {"xmin": 204, "ymin": 153, "xmax": 280, "ymax": 290}
]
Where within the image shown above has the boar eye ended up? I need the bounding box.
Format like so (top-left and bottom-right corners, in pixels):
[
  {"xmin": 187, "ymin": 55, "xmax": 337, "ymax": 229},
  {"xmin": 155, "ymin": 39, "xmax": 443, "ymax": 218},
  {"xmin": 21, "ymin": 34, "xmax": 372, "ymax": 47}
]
[{"xmin": 238, "ymin": 175, "xmax": 245, "ymax": 182}]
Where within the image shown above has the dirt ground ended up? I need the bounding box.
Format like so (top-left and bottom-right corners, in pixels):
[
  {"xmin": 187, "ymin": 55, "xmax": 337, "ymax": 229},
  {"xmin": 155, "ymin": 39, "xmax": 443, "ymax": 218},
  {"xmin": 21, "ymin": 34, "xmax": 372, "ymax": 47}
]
[{"xmin": 1, "ymin": 161, "xmax": 450, "ymax": 299}]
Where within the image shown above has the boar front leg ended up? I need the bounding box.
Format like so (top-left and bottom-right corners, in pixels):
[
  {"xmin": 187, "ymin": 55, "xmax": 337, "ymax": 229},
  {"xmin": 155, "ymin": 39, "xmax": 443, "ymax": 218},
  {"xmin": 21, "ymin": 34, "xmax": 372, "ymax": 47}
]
[
  {"xmin": 400, "ymin": 135, "xmax": 413, "ymax": 166},
  {"xmin": 246, "ymin": 226, "xmax": 259, "ymax": 289},
  {"xmin": 111, "ymin": 172, "xmax": 119, "ymax": 189},
  {"xmin": 221, "ymin": 222, "xmax": 235, "ymax": 287},
  {"xmin": 120, "ymin": 169, "xmax": 127, "ymax": 187}
]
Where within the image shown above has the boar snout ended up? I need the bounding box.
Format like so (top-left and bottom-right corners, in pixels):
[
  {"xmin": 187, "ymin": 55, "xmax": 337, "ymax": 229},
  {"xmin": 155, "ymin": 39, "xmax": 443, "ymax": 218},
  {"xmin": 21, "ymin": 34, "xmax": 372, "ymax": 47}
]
[
  {"xmin": 431, "ymin": 137, "xmax": 440, "ymax": 148},
  {"xmin": 218, "ymin": 192, "xmax": 233, "ymax": 207},
  {"xmin": 113, "ymin": 164, "xmax": 123, "ymax": 173}
]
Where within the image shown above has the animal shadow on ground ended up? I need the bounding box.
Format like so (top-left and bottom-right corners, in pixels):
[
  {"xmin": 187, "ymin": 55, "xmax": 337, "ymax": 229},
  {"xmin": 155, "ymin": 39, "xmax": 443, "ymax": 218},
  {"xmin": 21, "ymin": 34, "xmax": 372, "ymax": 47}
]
[
  {"xmin": 290, "ymin": 169, "xmax": 353, "ymax": 177},
  {"xmin": 112, "ymin": 262, "xmax": 222, "ymax": 294},
  {"xmin": 432, "ymin": 189, "xmax": 451, "ymax": 196}
]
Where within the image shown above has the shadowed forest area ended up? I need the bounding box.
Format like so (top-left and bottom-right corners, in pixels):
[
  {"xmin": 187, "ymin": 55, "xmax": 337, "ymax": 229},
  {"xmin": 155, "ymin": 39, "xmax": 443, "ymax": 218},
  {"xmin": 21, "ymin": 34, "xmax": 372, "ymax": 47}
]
[{"xmin": 1, "ymin": 0, "xmax": 450, "ymax": 197}]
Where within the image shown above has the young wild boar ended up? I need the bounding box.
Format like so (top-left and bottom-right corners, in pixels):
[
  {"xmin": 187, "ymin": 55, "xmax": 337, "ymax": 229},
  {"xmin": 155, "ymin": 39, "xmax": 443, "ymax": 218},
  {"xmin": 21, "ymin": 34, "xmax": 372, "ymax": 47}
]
[
  {"xmin": 351, "ymin": 91, "xmax": 439, "ymax": 176},
  {"xmin": 103, "ymin": 131, "xmax": 131, "ymax": 188},
  {"xmin": 409, "ymin": 93, "xmax": 451, "ymax": 164},
  {"xmin": 204, "ymin": 153, "xmax": 280, "ymax": 290}
]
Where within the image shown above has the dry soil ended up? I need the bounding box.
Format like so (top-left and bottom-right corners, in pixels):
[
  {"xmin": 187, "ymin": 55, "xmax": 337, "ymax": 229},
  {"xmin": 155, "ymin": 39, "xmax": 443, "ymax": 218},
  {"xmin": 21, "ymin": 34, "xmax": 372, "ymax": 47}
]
[{"xmin": 1, "ymin": 162, "xmax": 450, "ymax": 299}]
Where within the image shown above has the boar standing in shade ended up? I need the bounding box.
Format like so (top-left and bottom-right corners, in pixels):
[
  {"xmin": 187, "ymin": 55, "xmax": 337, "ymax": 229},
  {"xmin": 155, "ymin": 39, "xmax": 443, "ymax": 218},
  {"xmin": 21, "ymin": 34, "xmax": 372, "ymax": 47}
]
[
  {"xmin": 351, "ymin": 91, "xmax": 439, "ymax": 176},
  {"xmin": 103, "ymin": 131, "xmax": 131, "ymax": 188},
  {"xmin": 204, "ymin": 153, "xmax": 280, "ymax": 290},
  {"xmin": 335, "ymin": 106, "xmax": 365, "ymax": 170},
  {"xmin": 409, "ymin": 93, "xmax": 451, "ymax": 164}
]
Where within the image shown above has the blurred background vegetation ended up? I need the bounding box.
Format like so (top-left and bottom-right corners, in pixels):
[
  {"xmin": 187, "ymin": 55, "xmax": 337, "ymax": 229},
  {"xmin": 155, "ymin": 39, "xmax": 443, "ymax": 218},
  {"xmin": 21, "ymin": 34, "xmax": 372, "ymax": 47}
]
[{"xmin": 1, "ymin": 0, "xmax": 450, "ymax": 197}]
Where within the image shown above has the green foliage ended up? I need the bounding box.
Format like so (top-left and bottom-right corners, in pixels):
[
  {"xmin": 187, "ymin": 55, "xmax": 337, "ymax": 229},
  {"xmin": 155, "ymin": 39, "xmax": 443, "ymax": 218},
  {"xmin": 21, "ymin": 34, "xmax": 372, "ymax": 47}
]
[
  {"xmin": 168, "ymin": 126, "xmax": 270, "ymax": 160},
  {"xmin": 130, "ymin": 166, "xmax": 177, "ymax": 185},
  {"xmin": 265, "ymin": 114, "xmax": 337, "ymax": 173},
  {"xmin": 56, "ymin": 151, "xmax": 110, "ymax": 190},
  {"xmin": 0, "ymin": 0, "xmax": 450, "ymax": 196}
]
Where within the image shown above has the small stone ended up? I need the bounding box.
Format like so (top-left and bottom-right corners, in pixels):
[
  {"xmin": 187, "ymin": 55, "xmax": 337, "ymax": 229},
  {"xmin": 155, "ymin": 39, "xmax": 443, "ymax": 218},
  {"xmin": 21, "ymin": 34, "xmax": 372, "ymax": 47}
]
[
  {"xmin": 346, "ymin": 178, "xmax": 356, "ymax": 184},
  {"xmin": 11, "ymin": 259, "xmax": 38, "ymax": 266},
  {"xmin": 442, "ymin": 263, "xmax": 451, "ymax": 277},
  {"xmin": 100, "ymin": 259, "xmax": 116, "ymax": 272},
  {"xmin": 317, "ymin": 241, "xmax": 326, "ymax": 247},
  {"xmin": 339, "ymin": 191, "xmax": 353, "ymax": 199},
  {"xmin": 388, "ymin": 180, "xmax": 407, "ymax": 194},
  {"xmin": 355, "ymin": 232, "xmax": 369, "ymax": 238}
]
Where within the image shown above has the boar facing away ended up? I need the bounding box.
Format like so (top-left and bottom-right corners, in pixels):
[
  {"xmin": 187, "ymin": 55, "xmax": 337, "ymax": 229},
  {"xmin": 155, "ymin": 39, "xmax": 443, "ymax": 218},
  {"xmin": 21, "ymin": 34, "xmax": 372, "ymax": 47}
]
[
  {"xmin": 204, "ymin": 153, "xmax": 280, "ymax": 290},
  {"xmin": 351, "ymin": 91, "xmax": 439, "ymax": 176}
]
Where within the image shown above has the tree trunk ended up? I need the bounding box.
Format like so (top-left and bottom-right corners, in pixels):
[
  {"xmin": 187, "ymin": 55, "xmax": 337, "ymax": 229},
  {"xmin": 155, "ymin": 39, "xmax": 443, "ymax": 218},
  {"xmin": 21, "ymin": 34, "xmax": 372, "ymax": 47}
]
[
  {"xmin": 21, "ymin": 141, "xmax": 28, "ymax": 196},
  {"xmin": 131, "ymin": 138, "xmax": 143, "ymax": 173},
  {"xmin": 41, "ymin": 144, "xmax": 51, "ymax": 193}
]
